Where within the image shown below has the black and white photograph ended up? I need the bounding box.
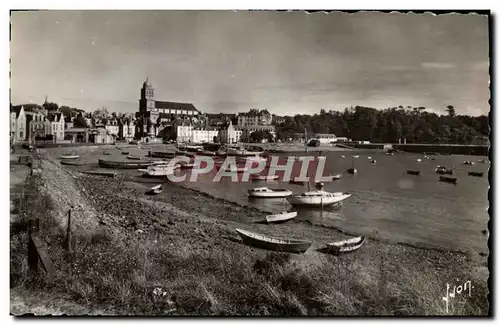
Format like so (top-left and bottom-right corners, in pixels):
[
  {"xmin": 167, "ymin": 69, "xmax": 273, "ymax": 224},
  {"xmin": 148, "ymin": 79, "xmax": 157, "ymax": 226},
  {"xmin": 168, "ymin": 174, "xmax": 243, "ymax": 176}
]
[{"xmin": 8, "ymin": 8, "xmax": 491, "ymax": 317}]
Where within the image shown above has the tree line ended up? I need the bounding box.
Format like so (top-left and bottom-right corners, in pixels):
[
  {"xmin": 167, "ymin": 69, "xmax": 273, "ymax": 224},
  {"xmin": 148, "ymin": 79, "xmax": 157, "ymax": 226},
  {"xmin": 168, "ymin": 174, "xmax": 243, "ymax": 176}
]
[{"xmin": 274, "ymin": 105, "xmax": 489, "ymax": 145}]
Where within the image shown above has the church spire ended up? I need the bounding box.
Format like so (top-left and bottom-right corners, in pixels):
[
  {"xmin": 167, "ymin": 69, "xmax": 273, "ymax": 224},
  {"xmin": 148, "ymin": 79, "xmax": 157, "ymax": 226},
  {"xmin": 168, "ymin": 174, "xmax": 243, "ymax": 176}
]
[{"xmin": 44, "ymin": 94, "xmax": 48, "ymax": 104}]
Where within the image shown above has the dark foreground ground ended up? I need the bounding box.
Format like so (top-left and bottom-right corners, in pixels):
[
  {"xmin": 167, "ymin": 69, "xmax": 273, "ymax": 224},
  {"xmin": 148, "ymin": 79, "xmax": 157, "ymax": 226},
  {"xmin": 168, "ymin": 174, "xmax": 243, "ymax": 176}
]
[{"xmin": 10, "ymin": 148, "xmax": 490, "ymax": 316}]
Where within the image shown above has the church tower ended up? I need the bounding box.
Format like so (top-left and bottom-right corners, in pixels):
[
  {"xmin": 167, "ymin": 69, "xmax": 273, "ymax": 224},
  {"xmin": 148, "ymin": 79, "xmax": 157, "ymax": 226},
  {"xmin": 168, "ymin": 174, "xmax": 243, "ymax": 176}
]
[{"xmin": 139, "ymin": 77, "xmax": 155, "ymax": 113}]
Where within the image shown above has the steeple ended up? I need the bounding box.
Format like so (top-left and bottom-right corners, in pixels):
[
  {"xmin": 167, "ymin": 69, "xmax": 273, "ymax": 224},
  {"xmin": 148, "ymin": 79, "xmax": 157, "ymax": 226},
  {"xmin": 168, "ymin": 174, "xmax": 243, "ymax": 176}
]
[{"xmin": 44, "ymin": 94, "xmax": 48, "ymax": 104}]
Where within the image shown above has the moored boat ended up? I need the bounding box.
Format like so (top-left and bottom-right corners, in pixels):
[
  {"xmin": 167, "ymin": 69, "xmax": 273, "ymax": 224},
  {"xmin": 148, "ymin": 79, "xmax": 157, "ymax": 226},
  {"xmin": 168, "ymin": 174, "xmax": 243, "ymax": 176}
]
[
  {"xmin": 236, "ymin": 228, "xmax": 312, "ymax": 253},
  {"xmin": 463, "ymin": 160, "xmax": 475, "ymax": 165},
  {"xmin": 265, "ymin": 211, "xmax": 298, "ymax": 224},
  {"xmin": 468, "ymin": 171, "xmax": 484, "ymax": 177},
  {"xmin": 127, "ymin": 155, "xmax": 142, "ymax": 160},
  {"xmin": 248, "ymin": 187, "xmax": 293, "ymax": 198},
  {"xmin": 149, "ymin": 151, "xmax": 177, "ymax": 158},
  {"xmin": 177, "ymin": 162, "xmax": 198, "ymax": 169},
  {"xmin": 60, "ymin": 155, "xmax": 79, "ymax": 159},
  {"xmin": 326, "ymin": 236, "xmax": 366, "ymax": 255},
  {"xmin": 347, "ymin": 168, "xmax": 357, "ymax": 174},
  {"xmin": 317, "ymin": 174, "xmax": 342, "ymax": 182},
  {"xmin": 435, "ymin": 166, "xmax": 453, "ymax": 175},
  {"xmin": 439, "ymin": 176, "xmax": 457, "ymax": 184},
  {"xmin": 251, "ymin": 175, "xmax": 279, "ymax": 181},
  {"xmin": 406, "ymin": 170, "xmax": 420, "ymax": 176},
  {"xmin": 287, "ymin": 191, "xmax": 351, "ymax": 206}
]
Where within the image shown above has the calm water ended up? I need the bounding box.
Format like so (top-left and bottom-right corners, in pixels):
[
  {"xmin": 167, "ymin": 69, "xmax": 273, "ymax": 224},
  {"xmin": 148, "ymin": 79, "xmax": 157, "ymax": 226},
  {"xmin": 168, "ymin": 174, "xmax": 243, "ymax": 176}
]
[
  {"xmin": 69, "ymin": 147, "xmax": 490, "ymax": 255},
  {"xmin": 172, "ymin": 151, "xmax": 489, "ymax": 254}
]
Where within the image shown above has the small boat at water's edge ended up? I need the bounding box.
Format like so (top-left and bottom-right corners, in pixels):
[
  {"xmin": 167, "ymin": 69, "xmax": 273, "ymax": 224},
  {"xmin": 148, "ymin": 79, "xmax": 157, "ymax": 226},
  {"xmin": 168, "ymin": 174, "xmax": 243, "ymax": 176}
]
[
  {"xmin": 60, "ymin": 155, "xmax": 79, "ymax": 159},
  {"xmin": 236, "ymin": 228, "xmax": 312, "ymax": 253},
  {"xmin": 146, "ymin": 184, "xmax": 163, "ymax": 195},
  {"xmin": 326, "ymin": 236, "xmax": 366, "ymax": 255},
  {"xmin": 266, "ymin": 211, "xmax": 298, "ymax": 224},
  {"xmin": 98, "ymin": 159, "xmax": 154, "ymax": 169}
]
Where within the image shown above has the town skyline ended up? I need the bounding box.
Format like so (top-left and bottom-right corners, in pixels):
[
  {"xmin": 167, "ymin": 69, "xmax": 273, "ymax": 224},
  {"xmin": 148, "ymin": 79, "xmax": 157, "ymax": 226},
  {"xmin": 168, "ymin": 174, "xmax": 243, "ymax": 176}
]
[{"xmin": 11, "ymin": 11, "xmax": 489, "ymax": 116}]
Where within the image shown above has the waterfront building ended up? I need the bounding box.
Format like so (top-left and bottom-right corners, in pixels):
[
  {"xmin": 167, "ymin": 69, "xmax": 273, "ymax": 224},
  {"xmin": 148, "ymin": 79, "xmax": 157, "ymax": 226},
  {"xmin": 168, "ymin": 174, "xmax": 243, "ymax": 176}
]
[
  {"xmin": 10, "ymin": 105, "xmax": 26, "ymax": 143},
  {"xmin": 177, "ymin": 124, "xmax": 219, "ymax": 143},
  {"xmin": 219, "ymin": 120, "xmax": 242, "ymax": 144},
  {"xmin": 118, "ymin": 118, "xmax": 136, "ymax": 141},
  {"xmin": 240, "ymin": 125, "xmax": 276, "ymax": 142},
  {"xmin": 46, "ymin": 112, "xmax": 65, "ymax": 142},
  {"xmin": 313, "ymin": 133, "xmax": 337, "ymax": 144}
]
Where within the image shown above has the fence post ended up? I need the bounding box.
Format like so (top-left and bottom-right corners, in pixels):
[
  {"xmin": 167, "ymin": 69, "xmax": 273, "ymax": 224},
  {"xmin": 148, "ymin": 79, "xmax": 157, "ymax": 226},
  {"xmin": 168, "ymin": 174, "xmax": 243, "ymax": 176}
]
[{"xmin": 65, "ymin": 208, "xmax": 73, "ymax": 256}]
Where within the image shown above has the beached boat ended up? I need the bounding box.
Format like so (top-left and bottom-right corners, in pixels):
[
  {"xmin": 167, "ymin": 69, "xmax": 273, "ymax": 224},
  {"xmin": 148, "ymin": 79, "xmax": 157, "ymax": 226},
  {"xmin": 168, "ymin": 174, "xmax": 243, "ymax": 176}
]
[
  {"xmin": 439, "ymin": 176, "xmax": 457, "ymax": 184},
  {"xmin": 251, "ymin": 175, "xmax": 279, "ymax": 181},
  {"xmin": 326, "ymin": 236, "xmax": 366, "ymax": 255},
  {"xmin": 127, "ymin": 155, "xmax": 142, "ymax": 160},
  {"xmin": 177, "ymin": 163, "xmax": 197, "ymax": 169},
  {"xmin": 236, "ymin": 228, "xmax": 312, "ymax": 253},
  {"xmin": 287, "ymin": 191, "xmax": 351, "ymax": 206},
  {"xmin": 468, "ymin": 171, "xmax": 484, "ymax": 177},
  {"xmin": 98, "ymin": 159, "xmax": 154, "ymax": 169},
  {"xmin": 248, "ymin": 187, "xmax": 293, "ymax": 198},
  {"xmin": 60, "ymin": 160, "xmax": 84, "ymax": 166},
  {"xmin": 60, "ymin": 155, "xmax": 79, "ymax": 159},
  {"xmin": 139, "ymin": 165, "xmax": 176, "ymax": 177},
  {"xmin": 149, "ymin": 151, "xmax": 177, "ymax": 158},
  {"xmin": 198, "ymin": 150, "xmax": 217, "ymax": 156},
  {"xmin": 265, "ymin": 211, "xmax": 298, "ymax": 224},
  {"xmin": 406, "ymin": 170, "xmax": 420, "ymax": 176},
  {"xmin": 82, "ymin": 170, "xmax": 116, "ymax": 178},
  {"xmin": 146, "ymin": 184, "xmax": 163, "ymax": 195}
]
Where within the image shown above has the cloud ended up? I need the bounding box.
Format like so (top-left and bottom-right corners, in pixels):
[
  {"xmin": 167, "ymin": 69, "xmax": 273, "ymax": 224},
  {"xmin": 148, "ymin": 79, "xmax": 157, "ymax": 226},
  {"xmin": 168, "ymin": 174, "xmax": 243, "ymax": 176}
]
[{"xmin": 421, "ymin": 62, "xmax": 456, "ymax": 69}]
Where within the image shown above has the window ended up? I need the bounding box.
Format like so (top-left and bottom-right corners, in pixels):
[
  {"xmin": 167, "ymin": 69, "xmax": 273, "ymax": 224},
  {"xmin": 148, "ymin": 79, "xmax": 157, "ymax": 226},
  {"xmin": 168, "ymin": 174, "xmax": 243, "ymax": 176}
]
[{"xmin": 20, "ymin": 132, "xmax": 23, "ymax": 138}]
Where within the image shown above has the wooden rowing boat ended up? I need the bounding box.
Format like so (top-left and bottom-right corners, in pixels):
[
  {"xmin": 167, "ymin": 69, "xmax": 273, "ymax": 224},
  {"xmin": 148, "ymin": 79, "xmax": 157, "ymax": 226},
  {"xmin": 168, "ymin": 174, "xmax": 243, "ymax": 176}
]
[
  {"xmin": 265, "ymin": 211, "xmax": 297, "ymax": 224},
  {"xmin": 60, "ymin": 155, "xmax": 79, "ymax": 159},
  {"xmin": 326, "ymin": 236, "xmax": 366, "ymax": 255},
  {"xmin": 468, "ymin": 171, "xmax": 484, "ymax": 177},
  {"xmin": 146, "ymin": 184, "xmax": 163, "ymax": 195},
  {"xmin": 60, "ymin": 160, "xmax": 84, "ymax": 166},
  {"xmin": 236, "ymin": 228, "xmax": 311, "ymax": 253},
  {"xmin": 82, "ymin": 170, "xmax": 116, "ymax": 178},
  {"xmin": 439, "ymin": 176, "xmax": 457, "ymax": 184},
  {"xmin": 98, "ymin": 159, "xmax": 154, "ymax": 169},
  {"xmin": 406, "ymin": 170, "xmax": 420, "ymax": 176}
]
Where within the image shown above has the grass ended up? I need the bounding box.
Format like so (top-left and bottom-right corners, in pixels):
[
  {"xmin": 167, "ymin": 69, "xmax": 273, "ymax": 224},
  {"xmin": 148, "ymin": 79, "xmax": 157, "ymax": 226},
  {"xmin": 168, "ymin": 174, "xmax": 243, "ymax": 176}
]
[{"xmin": 10, "ymin": 173, "xmax": 489, "ymax": 316}]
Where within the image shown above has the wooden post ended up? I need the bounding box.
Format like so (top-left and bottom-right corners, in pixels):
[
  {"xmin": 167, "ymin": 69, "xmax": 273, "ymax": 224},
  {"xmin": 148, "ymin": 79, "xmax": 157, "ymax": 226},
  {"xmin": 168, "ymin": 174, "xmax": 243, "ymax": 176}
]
[
  {"xmin": 65, "ymin": 208, "xmax": 73, "ymax": 255},
  {"xmin": 27, "ymin": 219, "xmax": 40, "ymax": 277}
]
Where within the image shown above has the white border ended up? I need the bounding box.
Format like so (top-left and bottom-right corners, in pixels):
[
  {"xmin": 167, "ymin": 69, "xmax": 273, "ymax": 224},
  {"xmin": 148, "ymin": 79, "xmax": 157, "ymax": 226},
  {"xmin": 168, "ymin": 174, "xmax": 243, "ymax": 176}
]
[{"xmin": 3, "ymin": 1, "xmax": 496, "ymax": 324}]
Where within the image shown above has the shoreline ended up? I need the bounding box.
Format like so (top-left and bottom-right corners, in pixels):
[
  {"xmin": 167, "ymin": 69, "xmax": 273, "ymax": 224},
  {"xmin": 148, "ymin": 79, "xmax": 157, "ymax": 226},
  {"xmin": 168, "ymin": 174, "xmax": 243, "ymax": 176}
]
[{"xmin": 10, "ymin": 150, "xmax": 489, "ymax": 315}]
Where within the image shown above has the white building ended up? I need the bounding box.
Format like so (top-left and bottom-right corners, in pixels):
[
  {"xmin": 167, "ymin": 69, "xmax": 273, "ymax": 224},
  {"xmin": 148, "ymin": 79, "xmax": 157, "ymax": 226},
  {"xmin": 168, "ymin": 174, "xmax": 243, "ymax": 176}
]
[
  {"xmin": 237, "ymin": 110, "xmax": 272, "ymax": 127},
  {"xmin": 47, "ymin": 112, "xmax": 65, "ymax": 142},
  {"xmin": 10, "ymin": 105, "xmax": 26, "ymax": 143},
  {"xmin": 219, "ymin": 120, "xmax": 242, "ymax": 144},
  {"xmin": 313, "ymin": 133, "xmax": 337, "ymax": 144},
  {"xmin": 105, "ymin": 118, "xmax": 119, "ymax": 136},
  {"xmin": 177, "ymin": 125, "xmax": 219, "ymax": 143},
  {"xmin": 119, "ymin": 118, "xmax": 136, "ymax": 141}
]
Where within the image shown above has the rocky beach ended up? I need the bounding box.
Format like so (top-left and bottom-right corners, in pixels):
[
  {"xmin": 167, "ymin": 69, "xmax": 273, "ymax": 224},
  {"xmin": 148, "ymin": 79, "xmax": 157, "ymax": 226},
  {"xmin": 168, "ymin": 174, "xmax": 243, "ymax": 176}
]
[{"xmin": 10, "ymin": 146, "xmax": 489, "ymax": 316}]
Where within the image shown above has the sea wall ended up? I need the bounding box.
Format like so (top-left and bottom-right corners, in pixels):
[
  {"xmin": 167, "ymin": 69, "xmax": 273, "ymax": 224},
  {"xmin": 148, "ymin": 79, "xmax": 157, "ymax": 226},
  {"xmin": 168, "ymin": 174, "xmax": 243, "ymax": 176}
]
[{"xmin": 392, "ymin": 144, "xmax": 488, "ymax": 156}]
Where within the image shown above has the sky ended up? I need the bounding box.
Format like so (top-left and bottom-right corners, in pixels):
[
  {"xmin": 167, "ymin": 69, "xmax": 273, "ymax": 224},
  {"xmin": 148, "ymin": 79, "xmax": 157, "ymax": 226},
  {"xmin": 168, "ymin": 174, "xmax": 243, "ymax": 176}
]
[{"xmin": 10, "ymin": 10, "xmax": 490, "ymax": 116}]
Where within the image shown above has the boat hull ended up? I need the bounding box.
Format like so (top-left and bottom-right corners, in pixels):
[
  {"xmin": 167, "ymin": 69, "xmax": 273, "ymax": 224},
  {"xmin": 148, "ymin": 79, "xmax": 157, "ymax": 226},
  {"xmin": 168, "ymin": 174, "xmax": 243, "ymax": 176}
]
[
  {"xmin": 98, "ymin": 159, "xmax": 154, "ymax": 169},
  {"xmin": 406, "ymin": 170, "xmax": 420, "ymax": 175},
  {"xmin": 266, "ymin": 211, "xmax": 298, "ymax": 224},
  {"xmin": 236, "ymin": 229, "xmax": 311, "ymax": 253},
  {"xmin": 326, "ymin": 237, "xmax": 366, "ymax": 255},
  {"xmin": 287, "ymin": 193, "xmax": 351, "ymax": 206},
  {"xmin": 248, "ymin": 190, "xmax": 293, "ymax": 198}
]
